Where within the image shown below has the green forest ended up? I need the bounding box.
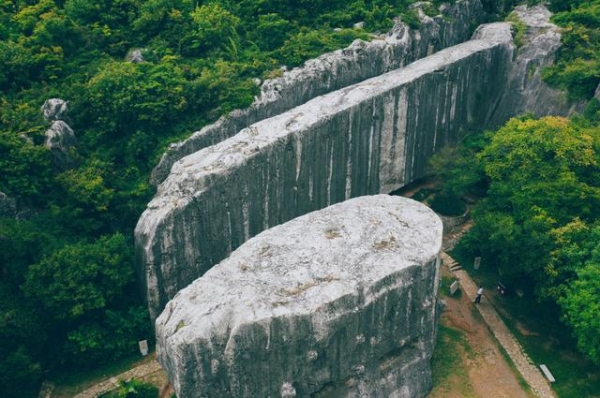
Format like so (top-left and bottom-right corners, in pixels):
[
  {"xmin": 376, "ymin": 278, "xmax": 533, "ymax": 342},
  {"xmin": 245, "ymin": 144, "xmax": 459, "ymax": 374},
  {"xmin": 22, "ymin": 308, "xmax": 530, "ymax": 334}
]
[{"xmin": 1, "ymin": 0, "xmax": 599, "ymax": 396}]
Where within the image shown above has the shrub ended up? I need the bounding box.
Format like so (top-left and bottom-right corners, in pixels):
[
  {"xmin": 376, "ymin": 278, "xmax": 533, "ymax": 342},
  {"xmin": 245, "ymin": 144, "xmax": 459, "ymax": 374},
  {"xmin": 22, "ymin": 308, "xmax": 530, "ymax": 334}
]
[
  {"xmin": 429, "ymin": 190, "xmax": 467, "ymax": 216},
  {"xmin": 99, "ymin": 379, "xmax": 158, "ymax": 398}
]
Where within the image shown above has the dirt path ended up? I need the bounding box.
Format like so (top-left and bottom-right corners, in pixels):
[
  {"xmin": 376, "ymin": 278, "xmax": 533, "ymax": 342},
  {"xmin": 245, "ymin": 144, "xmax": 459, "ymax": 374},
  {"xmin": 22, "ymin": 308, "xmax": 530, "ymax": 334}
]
[{"xmin": 430, "ymin": 251, "xmax": 555, "ymax": 398}]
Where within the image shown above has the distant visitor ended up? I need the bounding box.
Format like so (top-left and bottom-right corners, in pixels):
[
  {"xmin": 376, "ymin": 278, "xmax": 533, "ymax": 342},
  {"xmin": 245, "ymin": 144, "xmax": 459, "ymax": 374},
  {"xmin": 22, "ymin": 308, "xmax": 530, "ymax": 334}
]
[{"xmin": 475, "ymin": 286, "xmax": 483, "ymax": 304}]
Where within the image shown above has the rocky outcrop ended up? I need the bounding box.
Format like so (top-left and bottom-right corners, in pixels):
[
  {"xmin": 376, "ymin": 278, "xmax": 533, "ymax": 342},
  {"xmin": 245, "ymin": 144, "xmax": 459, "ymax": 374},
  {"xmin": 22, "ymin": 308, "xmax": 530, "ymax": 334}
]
[
  {"xmin": 44, "ymin": 120, "xmax": 77, "ymax": 169},
  {"xmin": 0, "ymin": 192, "xmax": 16, "ymax": 218},
  {"xmin": 125, "ymin": 49, "xmax": 145, "ymax": 63},
  {"xmin": 136, "ymin": 23, "xmax": 514, "ymax": 320},
  {"xmin": 156, "ymin": 195, "xmax": 443, "ymax": 398},
  {"xmin": 41, "ymin": 98, "xmax": 77, "ymax": 169},
  {"xmin": 489, "ymin": 5, "xmax": 586, "ymax": 125},
  {"xmin": 41, "ymin": 98, "xmax": 69, "ymax": 121},
  {"xmin": 149, "ymin": 0, "xmax": 494, "ymax": 186}
]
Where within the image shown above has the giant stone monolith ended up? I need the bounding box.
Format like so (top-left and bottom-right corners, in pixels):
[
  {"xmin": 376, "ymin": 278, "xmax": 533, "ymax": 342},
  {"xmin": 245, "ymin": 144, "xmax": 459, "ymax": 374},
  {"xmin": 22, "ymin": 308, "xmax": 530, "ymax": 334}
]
[{"xmin": 156, "ymin": 195, "xmax": 443, "ymax": 398}]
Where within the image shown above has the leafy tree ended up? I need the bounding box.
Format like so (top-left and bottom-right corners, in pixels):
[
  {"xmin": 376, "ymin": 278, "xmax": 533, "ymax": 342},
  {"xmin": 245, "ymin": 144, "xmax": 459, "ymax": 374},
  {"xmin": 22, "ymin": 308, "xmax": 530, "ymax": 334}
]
[
  {"xmin": 63, "ymin": 0, "xmax": 140, "ymax": 54},
  {"xmin": 56, "ymin": 161, "xmax": 115, "ymax": 213},
  {"xmin": 0, "ymin": 131, "xmax": 52, "ymax": 205},
  {"xmin": 23, "ymin": 233, "xmax": 134, "ymax": 321},
  {"xmin": 457, "ymin": 116, "xmax": 600, "ymax": 280},
  {"xmin": 132, "ymin": 0, "xmax": 194, "ymax": 51},
  {"xmin": 452, "ymin": 115, "xmax": 600, "ymax": 363},
  {"xmin": 250, "ymin": 13, "xmax": 293, "ymax": 51},
  {"xmin": 560, "ymin": 260, "xmax": 600, "ymax": 364},
  {"xmin": 543, "ymin": 2, "xmax": 600, "ymax": 100},
  {"xmin": 190, "ymin": 3, "xmax": 240, "ymax": 55},
  {"xmin": 82, "ymin": 60, "xmax": 194, "ymax": 137},
  {"xmin": 0, "ymin": 346, "xmax": 43, "ymax": 398},
  {"xmin": 21, "ymin": 233, "xmax": 151, "ymax": 368},
  {"xmin": 64, "ymin": 306, "xmax": 152, "ymax": 366}
]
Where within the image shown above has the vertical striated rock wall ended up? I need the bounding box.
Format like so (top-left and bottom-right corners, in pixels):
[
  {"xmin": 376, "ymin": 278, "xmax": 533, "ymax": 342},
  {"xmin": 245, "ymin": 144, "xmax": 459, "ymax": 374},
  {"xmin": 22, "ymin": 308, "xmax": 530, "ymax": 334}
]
[
  {"xmin": 135, "ymin": 23, "xmax": 514, "ymax": 321},
  {"xmin": 156, "ymin": 195, "xmax": 443, "ymax": 398},
  {"xmin": 488, "ymin": 4, "xmax": 586, "ymax": 126},
  {"xmin": 149, "ymin": 0, "xmax": 493, "ymax": 186}
]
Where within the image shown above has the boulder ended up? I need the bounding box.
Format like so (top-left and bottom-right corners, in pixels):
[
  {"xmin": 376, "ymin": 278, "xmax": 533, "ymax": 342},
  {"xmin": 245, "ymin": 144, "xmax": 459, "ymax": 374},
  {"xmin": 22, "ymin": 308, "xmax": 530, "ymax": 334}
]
[
  {"xmin": 41, "ymin": 98, "xmax": 68, "ymax": 121},
  {"xmin": 0, "ymin": 191, "xmax": 16, "ymax": 218},
  {"xmin": 45, "ymin": 120, "xmax": 77, "ymax": 169},
  {"xmin": 156, "ymin": 195, "xmax": 443, "ymax": 398},
  {"xmin": 126, "ymin": 49, "xmax": 145, "ymax": 63}
]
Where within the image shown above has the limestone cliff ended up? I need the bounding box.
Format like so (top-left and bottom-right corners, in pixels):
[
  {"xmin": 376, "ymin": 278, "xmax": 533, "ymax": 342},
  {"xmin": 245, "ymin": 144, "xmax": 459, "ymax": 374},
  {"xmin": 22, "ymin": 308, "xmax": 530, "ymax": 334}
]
[
  {"xmin": 488, "ymin": 5, "xmax": 586, "ymax": 125},
  {"xmin": 136, "ymin": 23, "xmax": 514, "ymax": 320},
  {"xmin": 156, "ymin": 195, "xmax": 443, "ymax": 398},
  {"xmin": 149, "ymin": 0, "xmax": 492, "ymax": 186}
]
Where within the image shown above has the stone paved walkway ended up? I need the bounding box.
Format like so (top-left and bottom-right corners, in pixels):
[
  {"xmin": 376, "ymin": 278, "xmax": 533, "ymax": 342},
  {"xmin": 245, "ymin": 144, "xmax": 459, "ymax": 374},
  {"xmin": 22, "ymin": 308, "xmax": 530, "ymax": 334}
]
[{"xmin": 440, "ymin": 251, "xmax": 556, "ymax": 398}]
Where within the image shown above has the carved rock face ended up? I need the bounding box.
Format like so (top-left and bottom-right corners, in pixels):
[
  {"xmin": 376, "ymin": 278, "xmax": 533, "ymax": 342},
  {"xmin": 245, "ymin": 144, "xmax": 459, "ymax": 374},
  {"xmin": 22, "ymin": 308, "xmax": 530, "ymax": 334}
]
[
  {"xmin": 156, "ymin": 195, "xmax": 443, "ymax": 398},
  {"xmin": 149, "ymin": 0, "xmax": 490, "ymax": 186},
  {"xmin": 44, "ymin": 121, "xmax": 76, "ymax": 149}
]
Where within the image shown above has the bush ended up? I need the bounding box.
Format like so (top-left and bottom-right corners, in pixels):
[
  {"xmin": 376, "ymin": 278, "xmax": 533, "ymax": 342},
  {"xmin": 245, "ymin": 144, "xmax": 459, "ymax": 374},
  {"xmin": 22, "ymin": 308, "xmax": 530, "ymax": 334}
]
[
  {"xmin": 98, "ymin": 379, "xmax": 158, "ymax": 398},
  {"xmin": 429, "ymin": 190, "xmax": 467, "ymax": 216}
]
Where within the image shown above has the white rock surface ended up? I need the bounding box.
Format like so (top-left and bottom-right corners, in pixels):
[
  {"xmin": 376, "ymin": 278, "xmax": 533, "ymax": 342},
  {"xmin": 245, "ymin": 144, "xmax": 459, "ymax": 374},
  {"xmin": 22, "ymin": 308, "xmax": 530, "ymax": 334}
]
[
  {"xmin": 156, "ymin": 195, "xmax": 443, "ymax": 398},
  {"xmin": 149, "ymin": 0, "xmax": 491, "ymax": 186},
  {"xmin": 488, "ymin": 4, "xmax": 586, "ymax": 125},
  {"xmin": 135, "ymin": 22, "xmax": 513, "ymax": 321}
]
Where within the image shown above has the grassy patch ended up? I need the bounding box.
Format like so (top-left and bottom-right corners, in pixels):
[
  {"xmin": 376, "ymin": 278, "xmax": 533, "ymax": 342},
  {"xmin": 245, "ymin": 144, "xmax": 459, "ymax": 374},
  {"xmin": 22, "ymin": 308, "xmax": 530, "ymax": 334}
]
[
  {"xmin": 440, "ymin": 274, "xmax": 463, "ymax": 299},
  {"xmin": 429, "ymin": 323, "xmax": 476, "ymax": 397},
  {"xmin": 498, "ymin": 299, "xmax": 600, "ymax": 398},
  {"xmin": 506, "ymin": 11, "xmax": 527, "ymax": 48}
]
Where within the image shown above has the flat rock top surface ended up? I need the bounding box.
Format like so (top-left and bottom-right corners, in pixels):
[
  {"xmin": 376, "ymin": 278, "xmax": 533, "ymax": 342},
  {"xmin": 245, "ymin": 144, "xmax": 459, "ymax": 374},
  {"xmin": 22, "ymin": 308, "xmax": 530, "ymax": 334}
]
[
  {"xmin": 157, "ymin": 195, "xmax": 442, "ymax": 339},
  {"xmin": 148, "ymin": 23, "xmax": 512, "ymax": 210}
]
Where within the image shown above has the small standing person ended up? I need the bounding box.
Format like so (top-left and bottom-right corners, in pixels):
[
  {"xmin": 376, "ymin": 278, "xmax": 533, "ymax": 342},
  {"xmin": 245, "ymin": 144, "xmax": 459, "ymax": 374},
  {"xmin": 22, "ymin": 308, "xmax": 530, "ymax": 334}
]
[{"xmin": 474, "ymin": 286, "xmax": 483, "ymax": 304}]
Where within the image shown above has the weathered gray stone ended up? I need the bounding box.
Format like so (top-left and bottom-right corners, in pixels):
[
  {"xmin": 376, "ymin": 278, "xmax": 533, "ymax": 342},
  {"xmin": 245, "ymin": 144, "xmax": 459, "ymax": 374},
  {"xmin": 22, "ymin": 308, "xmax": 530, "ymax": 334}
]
[
  {"xmin": 126, "ymin": 49, "xmax": 145, "ymax": 63},
  {"xmin": 45, "ymin": 120, "xmax": 77, "ymax": 169},
  {"xmin": 149, "ymin": 0, "xmax": 491, "ymax": 186},
  {"xmin": 156, "ymin": 195, "xmax": 443, "ymax": 398},
  {"xmin": 488, "ymin": 4, "xmax": 586, "ymax": 126},
  {"xmin": 136, "ymin": 23, "xmax": 514, "ymax": 320},
  {"xmin": 0, "ymin": 191, "xmax": 16, "ymax": 218},
  {"xmin": 41, "ymin": 98, "xmax": 68, "ymax": 121}
]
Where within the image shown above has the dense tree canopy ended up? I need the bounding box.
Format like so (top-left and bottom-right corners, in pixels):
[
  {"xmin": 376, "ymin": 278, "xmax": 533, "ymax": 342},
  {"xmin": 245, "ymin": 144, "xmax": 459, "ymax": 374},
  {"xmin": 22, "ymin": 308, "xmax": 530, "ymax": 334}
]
[
  {"xmin": 451, "ymin": 115, "xmax": 600, "ymax": 364},
  {"xmin": 543, "ymin": 0, "xmax": 600, "ymax": 99},
  {"xmin": 1, "ymin": 0, "xmax": 598, "ymax": 394}
]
